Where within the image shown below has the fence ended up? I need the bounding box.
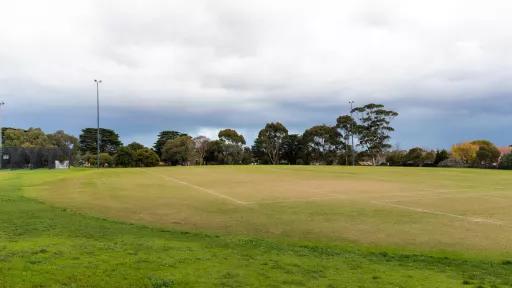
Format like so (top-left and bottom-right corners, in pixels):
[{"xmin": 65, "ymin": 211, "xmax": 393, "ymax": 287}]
[{"xmin": 0, "ymin": 147, "xmax": 72, "ymax": 169}]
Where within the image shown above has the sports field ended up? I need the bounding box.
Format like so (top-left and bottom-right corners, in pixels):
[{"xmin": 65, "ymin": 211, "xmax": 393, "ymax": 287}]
[{"xmin": 2, "ymin": 166, "xmax": 512, "ymax": 287}]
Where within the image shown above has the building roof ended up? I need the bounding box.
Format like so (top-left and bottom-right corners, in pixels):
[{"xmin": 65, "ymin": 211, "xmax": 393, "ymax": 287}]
[{"xmin": 498, "ymin": 146, "xmax": 512, "ymax": 156}]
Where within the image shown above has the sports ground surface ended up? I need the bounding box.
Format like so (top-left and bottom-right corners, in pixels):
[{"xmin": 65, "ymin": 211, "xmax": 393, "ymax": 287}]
[{"xmin": 2, "ymin": 166, "xmax": 512, "ymax": 287}]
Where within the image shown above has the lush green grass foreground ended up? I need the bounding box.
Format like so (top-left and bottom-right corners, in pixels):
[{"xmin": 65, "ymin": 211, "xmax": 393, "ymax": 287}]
[{"xmin": 1, "ymin": 168, "xmax": 512, "ymax": 287}]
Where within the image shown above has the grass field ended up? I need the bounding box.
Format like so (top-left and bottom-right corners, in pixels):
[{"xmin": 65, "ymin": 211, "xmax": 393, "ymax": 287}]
[{"xmin": 2, "ymin": 166, "xmax": 512, "ymax": 287}]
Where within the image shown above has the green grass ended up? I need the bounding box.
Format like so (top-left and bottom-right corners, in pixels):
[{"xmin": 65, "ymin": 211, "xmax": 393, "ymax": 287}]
[
  {"xmin": 24, "ymin": 166, "xmax": 512, "ymax": 255},
  {"xmin": 1, "ymin": 167, "xmax": 512, "ymax": 287}
]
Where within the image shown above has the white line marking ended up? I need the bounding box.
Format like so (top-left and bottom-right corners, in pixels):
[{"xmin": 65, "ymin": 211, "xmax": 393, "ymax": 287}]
[
  {"xmin": 371, "ymin": 201, "xmax": 508, "ymax": 226},
  {"xmin": 142, "ymin": 170, "xmax": 248, "ymax": 205}
]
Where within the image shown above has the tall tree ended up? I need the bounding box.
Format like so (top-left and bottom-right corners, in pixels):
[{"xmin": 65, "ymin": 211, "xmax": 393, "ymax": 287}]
[
  {"xmin": 79, "ymin": 128, "xmax": 122, "ymax": 155},
  {"xmin": 48, "ymin": 130, "xmax": 80, "ymax": 162},
  {"xmin": 471, "ymin": 140, "xmax": 501, "ymax": 167},
  {"xmin": 126, "ymin": 142, "xmax": 145, "ymax": 152},
  {"xmin": 161, "ymin": 135, "xmax": 196, "ymax": 166},
  {"xmin": 48, "ymin": 130, "xmax": 78, "ymax": 150},
  {"xmin": 351, "ymin": 104, "xmax": 398, "ymax": 165},
  {"xmin": 218, "ymin": 129, "xmax": 246, "ymax": 145},
  {"xmin": 336, "ymin": 115, "xmax": 357, "ymax": 165},
  {"xmin": 281, "ymin": 134, "xmax": 303, "ymax": 165},
  {"xmin": 218, "ymin": 129, "xmax": 246, "ymax": 164},
  {"xmin": 205, "ymin": 140, "xmax": 225, "ymax": 164},
  {"xmin": 3, "ymin": 128, "xmax": 52, "ymax": 148},
  {"xmin": 251, "ymin": 137, "xmax": 269, "ymax": 164},
  {"xmin": 153, "ymin": 131, "xmax": 187, "ymax": 157},
  {"xmin": 302, "ymin": 125, "xmax": 342, "ymax": 165},
  {"xmin": 255, "ymin": 122, "xmax": 288, "ymax": 165},
  {"xmin": 451, "ymin": 142, "xmax": 478, "ymax": 165},
  {"xmin": 193, "ymin": 136, "xmax": 210, "ymax": 165}
]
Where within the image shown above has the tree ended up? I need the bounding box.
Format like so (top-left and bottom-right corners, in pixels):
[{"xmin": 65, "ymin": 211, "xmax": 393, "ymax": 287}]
[
  {"xmin": 126, "ymin": 142, "xmax": 145, "ymax": 152},
  {"xmin": 336, "ymin": 115, "xmax": 357, "ymax": 165},
  {"xmin": 499, "ymin": 153, "xmax": 512, "ymax": 169},
  {"xmin": 251, "ymin": 137, "xmax": 270, "ymax": 164},
  {"xmin": 113, "ymin": 147, "xmax": 136, "ymax": 167},
  {"xmin": 352, "ymin": 104, "xmax": 398, "ymax": 165},
  {"xmin": 241, "ymin": 147, "xmax": 253, "ymax": 164},
  {"xmin": 153, "ymin": 131, "xmax": 187, "ymax": 157},
  {"xmin": 302, "ymin": 125, "xmax": 342, "ymax": 165},
  {"xmin": 161, "ymin": 136, "xmax": 196, "ymax": 165},
  {"xmin": 451, "ymin": 142, "xmax": 478, "ymax": 165},
  {"xmin": 79, "ymin": 128, "xmax": 122, "ymax": 155},
  {"xmin": 87, "ymin": 153, "xmax": 113, "ymax": 167},
  {"xmin": 193, "ymin": 136, "xmax": 210, "ymax": 165},
  {"xmin": 423, "ymin": 151, "xmax": 436, "ymax": 166},
  {"xmin": 386, "ymin": 150, "xmax": 406, "ymax": 166},
  {"xmin": 434, "ymin": 149, "xmax": 449, "ymax": 165},
  {"xmin": 3, "ymin": 128, "xmax": 52, "ymax": 148},
  {"xmin": 218, "ymin": 129, "xmax": 246, "ymax": 164},
  {"xmin": 404, "ymin": 147, "xmax": 425, "ymax": 166},
  {"xmin": 47, "ymin": 130, "xmax": 80, "ymax": 163},
  {"xmin": 471, "ymin": 140, "xmax": 500, "ymax": 167},
  {"xmin": 48, "ymin": 130, "xmax": 78, "ymax": 150},
  {"xmin": 134, "ymin": 148, "xmax": 160, "ymax": 167},
  {"xmin": 205, "ymin": 140, "xmax": 225, "ymax": 164},
  {"xmin": 218, "ymin": 129, "xmax": 246, "ymax": 145},
  {"xmin": 221, "ymin": 143, "xmax": 245, "ymax": 164},
  {"xmin": 255, "ymin": 122, "xmax": 288, "ymax": 165},
  {"xmin": 281, "ymin": 134, "xmax": 303, "ymax": 165}
]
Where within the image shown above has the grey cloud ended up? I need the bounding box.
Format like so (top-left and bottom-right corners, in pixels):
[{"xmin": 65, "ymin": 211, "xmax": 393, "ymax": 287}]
[{"xmin": 0, "ymin": 0, "xmax": 511, "ymax": 149}]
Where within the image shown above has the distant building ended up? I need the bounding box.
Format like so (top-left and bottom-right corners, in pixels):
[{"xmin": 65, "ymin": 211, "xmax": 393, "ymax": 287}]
[{"xmin": 498, "ymin": 146, "xmax": 512, "ymax": 160}]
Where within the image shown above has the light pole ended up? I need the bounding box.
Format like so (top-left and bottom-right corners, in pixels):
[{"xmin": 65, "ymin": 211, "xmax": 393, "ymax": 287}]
[
  {"xmin": 349, "ymin": 100, "xmax": 355, "ymax": 166},
  {"xmin": 0, "ymin": 101, "xmax": 4, "ymax": 169},
  {"xmin": 94, "ymin": 80, "xmax": 102, "ymax": 168}
]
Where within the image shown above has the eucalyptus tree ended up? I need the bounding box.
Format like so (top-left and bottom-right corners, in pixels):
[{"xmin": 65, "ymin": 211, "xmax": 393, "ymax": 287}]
[
  {"xmin": 193, "ymin": 136, "xmax": 210, "ymax": 165},
  {"xmin": 218, "ymin": 129, "xmax": 246, "ymax": 164},
  {"xmin": 255, "ymin": 122, "xmax": 288, "ymax": 165},
  {"xmin": 302, "ymin": 125, "xmax": 342, "ymax": 165},
  {"xmin": 351, "ymin": 104, "xmax": 398, "ymax": 165}
]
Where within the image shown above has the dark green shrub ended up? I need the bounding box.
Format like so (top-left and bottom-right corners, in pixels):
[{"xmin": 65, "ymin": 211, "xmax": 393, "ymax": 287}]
[
  {"xmin": 135, "ymin": 148, "xmax": 160, "ymax": 167},
  {"xmin": 499, "ymin": 153, "xmax": 512, "ymax": 169},
  {"xmin": 113, "ymin": 147, "xmax": 136, "ymax": 167}
]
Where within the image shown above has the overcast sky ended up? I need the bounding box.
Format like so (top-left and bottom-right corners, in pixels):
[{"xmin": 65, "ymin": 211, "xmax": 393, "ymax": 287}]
[{"xmin": 1, "ymin": 0, "xmax": 511, "ymax": 149}]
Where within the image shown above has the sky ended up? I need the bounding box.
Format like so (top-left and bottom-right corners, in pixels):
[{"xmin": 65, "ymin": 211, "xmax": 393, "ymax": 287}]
[{"xmin": 0, "ymin": 0, "xmax": 511, "ymax": 149}]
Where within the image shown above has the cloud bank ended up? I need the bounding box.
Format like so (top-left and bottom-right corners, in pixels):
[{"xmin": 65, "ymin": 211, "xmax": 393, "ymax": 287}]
[{"xmin": 1, "ymin": 0, "xmax": 511, "ymax": 148}]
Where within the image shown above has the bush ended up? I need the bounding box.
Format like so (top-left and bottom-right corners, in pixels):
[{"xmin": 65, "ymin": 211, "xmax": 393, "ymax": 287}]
[
  {"xmin": 81, "ymin": 153, "xmax": 113, "ymax": 167},
  {"xmin": 437, "ymin": 158, "xmax": 466, "ymax": 168},
  {"xmin": 385, "ymin": 150, "xmax": 405, "ymax": 166},
  {"xmin": 498, "ymin": 153, "xmax": 512, "ymax": 170},
  {"xmin": 114, "ymin": 147, "xmax": 136, "ymax": 167},
  {"xmin": 135, "ymin": 148, "xmax": 160, "ymax": 167},
  {"xmin": 99, "ymin": 153, "xmax": 113, "ymax": 167}
]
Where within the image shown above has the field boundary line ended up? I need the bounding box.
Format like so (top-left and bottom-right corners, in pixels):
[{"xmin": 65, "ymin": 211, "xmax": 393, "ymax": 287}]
[
  {"xmin": 141, "ymin": 169, "xmax": 249, "ymax": 205},
  {"xmin": 371, "ymin": 200, "xmax": 508, "ymax": 226}
]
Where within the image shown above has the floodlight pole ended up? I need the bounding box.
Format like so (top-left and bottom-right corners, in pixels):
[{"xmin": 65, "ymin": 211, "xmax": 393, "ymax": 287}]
[
  {"xmin": 349, "ymin": 100, "xmax": 355, "ymax": 166},
  {"xmin": 0, "ymin": 101, "xmax": 4, "ymax": 169},
  {"xmin": 94, "ymin": 80, "xmax": 102, "ymax": 168}
]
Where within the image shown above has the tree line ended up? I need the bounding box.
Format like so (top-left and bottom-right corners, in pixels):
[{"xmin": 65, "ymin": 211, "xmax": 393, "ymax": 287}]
[
  {"xmin": 2, "ymin": 102, "xmax": 511, "ymax": 169},
  {"xmin": 72, "ymin": 103, "xmax": 399, "ymax": 167}
]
